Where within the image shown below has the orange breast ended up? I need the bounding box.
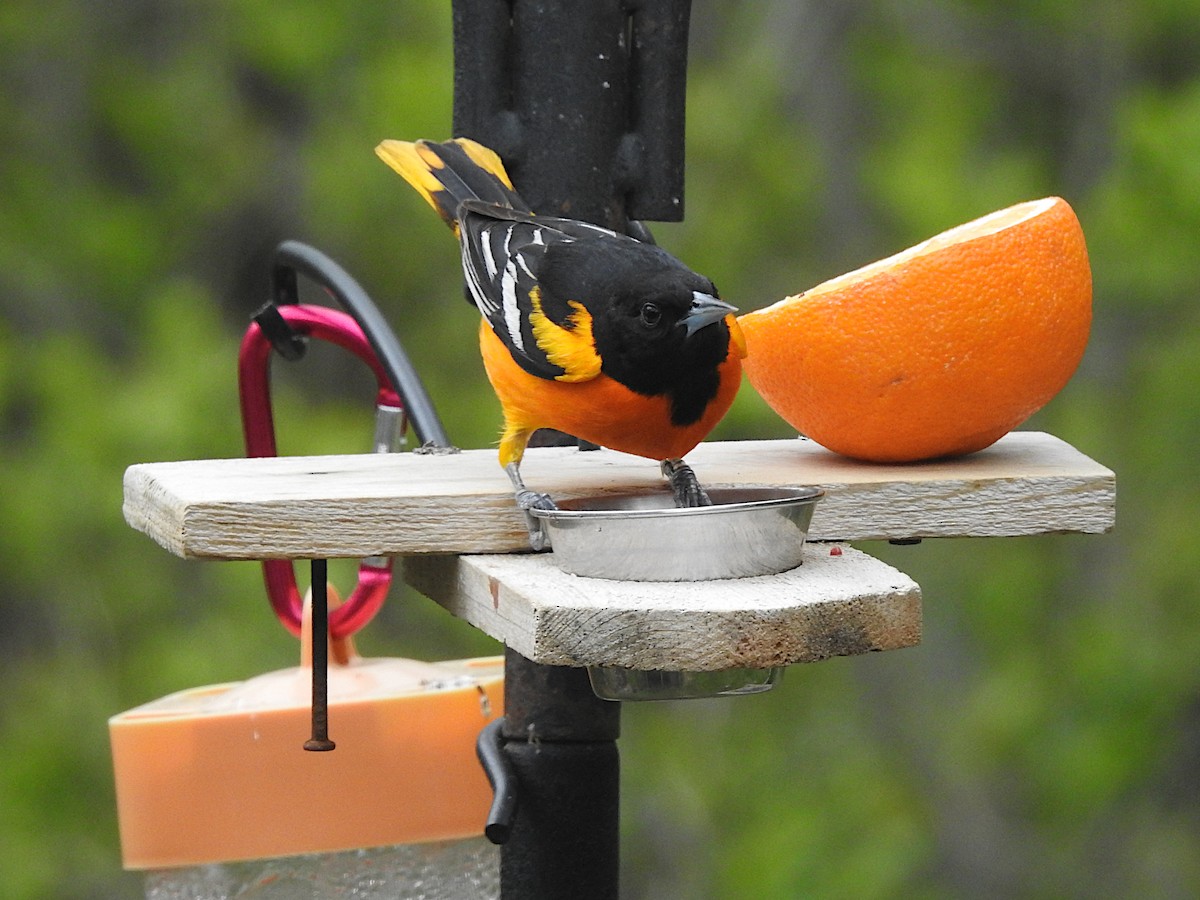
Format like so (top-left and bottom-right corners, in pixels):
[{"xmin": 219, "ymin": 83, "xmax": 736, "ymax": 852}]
[{"xmin": 478, "ymin": 320, "xmax": 741, "ymax": 462}]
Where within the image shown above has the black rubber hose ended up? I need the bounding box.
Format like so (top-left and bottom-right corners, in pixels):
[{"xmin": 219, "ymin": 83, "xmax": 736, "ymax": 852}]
[{"xmin": 271, "ymin": 240, "xmax": 452, "ymax": 448}]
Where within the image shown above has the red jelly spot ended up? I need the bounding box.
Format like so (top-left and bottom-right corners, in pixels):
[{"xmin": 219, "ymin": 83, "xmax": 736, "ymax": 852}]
[{"xmin": 830, "ymin": 546, "xmax": 843, "ymax": 556}]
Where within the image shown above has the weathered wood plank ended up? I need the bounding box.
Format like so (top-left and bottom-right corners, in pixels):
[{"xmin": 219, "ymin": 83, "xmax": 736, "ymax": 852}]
[
  {"xmin": 402, "ymin": 545, "xmax": 922, "ymax": 671},
  {"xmin": 122, "ymin": 432, "xmax": 1115, "ymax": 559}
]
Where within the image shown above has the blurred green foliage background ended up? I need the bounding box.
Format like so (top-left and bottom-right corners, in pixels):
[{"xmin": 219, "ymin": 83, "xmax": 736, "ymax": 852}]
[{"xmin": 1, "ymin": 1, "xmax": 1197, "ymax": 897}]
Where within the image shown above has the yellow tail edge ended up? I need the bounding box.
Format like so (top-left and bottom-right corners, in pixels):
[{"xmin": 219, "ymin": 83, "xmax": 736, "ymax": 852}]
[
  {"xmin": 375, "ymin": 138, "xmax": 516, "ymax": 233},
  {"xmin": 375, "ymin": 139, "xmax": 456, "ymax": 228}
]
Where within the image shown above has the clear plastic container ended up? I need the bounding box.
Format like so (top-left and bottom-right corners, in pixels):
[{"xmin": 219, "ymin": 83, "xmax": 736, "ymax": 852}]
[{"xmin": 142, "ymin": 838, "xmax": 498, "ymax": 900}]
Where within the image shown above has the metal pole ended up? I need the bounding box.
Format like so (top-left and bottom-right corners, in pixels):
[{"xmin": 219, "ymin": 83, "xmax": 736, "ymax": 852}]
[
  {"xmin": 499, "ymin": 649, "xmax": 621, "ymax": 899},
  {"xmin": 451, "ymin": 2, "xmax": 693, "ymax": 895}
]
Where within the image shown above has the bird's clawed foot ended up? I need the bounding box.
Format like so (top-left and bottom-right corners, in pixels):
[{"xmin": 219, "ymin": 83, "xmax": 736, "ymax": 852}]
[
  {"xmin": 515, "ymin": 488, "xmax": 556, "ymax": 512},
  {"xmin": 506, "ymin": 462, "xmax": 556, "ymax": 551},
  {"xmin": 661, "ymin": 458, "xmax": 713, "ymax": 508}
]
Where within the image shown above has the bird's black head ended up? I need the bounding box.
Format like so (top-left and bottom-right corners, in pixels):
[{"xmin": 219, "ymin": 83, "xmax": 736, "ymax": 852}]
[{"xmin": 538, "ymin": 236, "xmax": 736, "ymax": 426}]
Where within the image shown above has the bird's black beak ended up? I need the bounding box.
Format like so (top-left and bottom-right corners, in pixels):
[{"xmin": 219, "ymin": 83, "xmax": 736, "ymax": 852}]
[{"xmin": 682, "ymin": 292, "xmax": 737, "ymax": 337}]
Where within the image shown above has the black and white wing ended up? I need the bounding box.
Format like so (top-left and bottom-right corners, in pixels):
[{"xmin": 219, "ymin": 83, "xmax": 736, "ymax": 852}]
[{"xmin": 455, "ymin": 199, "xmax": 621, "ymax": 381}]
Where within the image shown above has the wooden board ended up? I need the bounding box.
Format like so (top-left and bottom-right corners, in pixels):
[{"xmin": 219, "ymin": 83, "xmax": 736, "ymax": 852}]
[
  {"xmin": 122, "ymin": 432, "xmax": 1115, "ymax": 560},
  {"xmin": 402, "ymin": 545, "xmax": 922, "ymax": 671}
]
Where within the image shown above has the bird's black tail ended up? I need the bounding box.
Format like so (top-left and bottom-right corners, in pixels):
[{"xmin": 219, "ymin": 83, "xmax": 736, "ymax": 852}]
[{"xmin": 375, "ymin": 138, "xmax": 529, "ymax": 236}]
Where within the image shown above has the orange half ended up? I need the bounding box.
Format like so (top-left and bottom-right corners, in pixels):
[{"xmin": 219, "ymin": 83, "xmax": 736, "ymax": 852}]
[{"xmin": 738, "ymin": 197, "xmax": 1092, "ymax": 462}]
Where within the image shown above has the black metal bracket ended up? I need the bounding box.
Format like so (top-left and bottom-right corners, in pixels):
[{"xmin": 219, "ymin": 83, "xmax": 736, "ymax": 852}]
[{"xmin": 452, "ymin": 0, "xmax": 693, "ymax": 230}]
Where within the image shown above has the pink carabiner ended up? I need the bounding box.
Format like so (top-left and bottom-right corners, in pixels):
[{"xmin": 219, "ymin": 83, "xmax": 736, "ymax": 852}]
[{"xmin": 238, "ymin": 304, "xmax": 401, "ymax": 638}]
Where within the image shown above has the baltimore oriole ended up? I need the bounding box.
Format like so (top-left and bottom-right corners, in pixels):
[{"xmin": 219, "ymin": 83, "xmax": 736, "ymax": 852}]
[{"xmin": 375, "ymin": 138, "xmax": 745, "ymax": 527}]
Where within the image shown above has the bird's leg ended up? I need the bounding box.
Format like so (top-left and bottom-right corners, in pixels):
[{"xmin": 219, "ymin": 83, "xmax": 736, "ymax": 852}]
[
  {"xmin": 505, "ymin": 461, "xmax": 556, "ymax": 551},
  {"xmin": 661, "ymin": 458, "xmax": 713, "ymax": 508},
  {"xmin": 505, "ymin": 461, "xmax": 556, "ymax": 511}
]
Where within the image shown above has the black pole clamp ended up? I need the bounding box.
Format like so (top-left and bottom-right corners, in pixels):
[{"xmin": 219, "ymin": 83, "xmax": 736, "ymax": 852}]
[{"xmin": 476, "ymin": 717, "xmax": 518, "ymax": 845}]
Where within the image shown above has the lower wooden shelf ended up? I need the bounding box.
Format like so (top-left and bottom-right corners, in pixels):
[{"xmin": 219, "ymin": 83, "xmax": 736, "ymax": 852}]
[{"xmin": 403, "ymin": 544, "xmax": 921, "ymax": 672}]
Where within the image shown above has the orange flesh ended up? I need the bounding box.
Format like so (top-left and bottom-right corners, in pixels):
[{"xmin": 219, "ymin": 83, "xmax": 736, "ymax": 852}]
[{"xmin": 739, "ymin": 197, "xmax": 1092, "ymax": 463}]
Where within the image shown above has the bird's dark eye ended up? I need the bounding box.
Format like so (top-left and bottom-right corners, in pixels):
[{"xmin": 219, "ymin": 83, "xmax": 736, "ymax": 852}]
[{"xmin": 639, "ymin": 302, "xmax": 662, "ymax": 328}]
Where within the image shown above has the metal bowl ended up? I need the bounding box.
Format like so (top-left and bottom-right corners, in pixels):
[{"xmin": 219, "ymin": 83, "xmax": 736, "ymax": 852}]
[
  {"xmin": 587, "ymin": 665, "xmax": 784, "ymax": 701},
  {"xmin": 528, "ymin": 486, "xmax": 824, "ymax": 581}
]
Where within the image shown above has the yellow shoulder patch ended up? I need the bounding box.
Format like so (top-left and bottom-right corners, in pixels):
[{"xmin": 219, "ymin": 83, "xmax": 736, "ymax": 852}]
[{"xmin": 528, "ymin": 289, "xmax": 602, "ymax": 382}]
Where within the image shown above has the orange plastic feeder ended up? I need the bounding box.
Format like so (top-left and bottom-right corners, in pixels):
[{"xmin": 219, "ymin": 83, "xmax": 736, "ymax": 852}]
[{"xmin": 110, "ymin": 636, "xmax": 503, "ymax": 870}]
